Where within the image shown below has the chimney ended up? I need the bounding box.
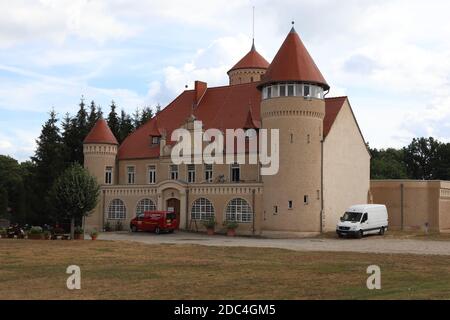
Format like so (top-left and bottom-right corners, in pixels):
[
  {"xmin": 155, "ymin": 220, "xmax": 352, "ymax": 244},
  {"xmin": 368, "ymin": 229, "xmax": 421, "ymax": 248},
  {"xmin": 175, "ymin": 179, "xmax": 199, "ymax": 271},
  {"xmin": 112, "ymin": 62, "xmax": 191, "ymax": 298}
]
[{"xmin": 194, "ymin": 81, "xmax": 207, "ymax": 107}]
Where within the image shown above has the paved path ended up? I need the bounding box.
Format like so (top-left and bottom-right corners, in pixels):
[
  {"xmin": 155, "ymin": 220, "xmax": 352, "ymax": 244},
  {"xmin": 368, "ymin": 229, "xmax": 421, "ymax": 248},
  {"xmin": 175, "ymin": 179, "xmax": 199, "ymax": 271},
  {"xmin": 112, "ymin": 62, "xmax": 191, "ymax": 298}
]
[{"xmin": 99, "ymin": 232, "xmax": 450, "ymax": 256}]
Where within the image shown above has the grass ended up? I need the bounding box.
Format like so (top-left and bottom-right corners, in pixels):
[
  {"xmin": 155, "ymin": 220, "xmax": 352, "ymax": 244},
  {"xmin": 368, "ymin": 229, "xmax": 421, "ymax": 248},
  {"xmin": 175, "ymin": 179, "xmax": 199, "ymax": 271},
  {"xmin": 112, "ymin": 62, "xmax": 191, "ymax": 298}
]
[{"xmin": 0, "ymin": 239, "xmax": 449, "ymax": 300}]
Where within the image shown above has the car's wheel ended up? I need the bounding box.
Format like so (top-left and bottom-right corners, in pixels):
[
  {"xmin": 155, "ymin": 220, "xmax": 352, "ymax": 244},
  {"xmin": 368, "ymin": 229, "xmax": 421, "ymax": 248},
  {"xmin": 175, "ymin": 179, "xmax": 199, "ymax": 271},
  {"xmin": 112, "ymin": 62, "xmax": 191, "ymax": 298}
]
[
  {"xmin": 131, "ymin": 225, "xmax": 137, "ymax": 232},
  {"xmin": 379, "ymin": 227, "xmax": 385, "ymax": 235},
  {"xmin": 338, "ymin": 233, "xmax": 344, "ymax": 238},
  {"xmin": 357, "ymin": 230, "xmax": 363, "ymax": 239},
  {"xmin": 155, "ymin": 227, "xmax": 161, "ymax": 235}
]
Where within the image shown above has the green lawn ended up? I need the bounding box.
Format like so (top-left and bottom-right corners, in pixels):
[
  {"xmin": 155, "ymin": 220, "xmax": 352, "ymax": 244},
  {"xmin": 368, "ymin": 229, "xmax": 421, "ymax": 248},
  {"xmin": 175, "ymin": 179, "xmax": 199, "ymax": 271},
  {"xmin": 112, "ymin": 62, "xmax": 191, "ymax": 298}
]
[{"xmin": 0, "ymin": 239, "xmax": 449, "ymax": 300}]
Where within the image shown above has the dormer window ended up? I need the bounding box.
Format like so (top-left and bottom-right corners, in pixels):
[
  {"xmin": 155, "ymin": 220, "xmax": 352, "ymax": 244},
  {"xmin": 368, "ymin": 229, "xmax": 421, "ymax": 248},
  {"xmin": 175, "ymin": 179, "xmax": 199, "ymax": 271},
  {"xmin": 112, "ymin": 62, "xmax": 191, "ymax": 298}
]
[
  {"xmin": 151, "ymin": 136, "xmax": 161, "ymax": 145},
  {"xmin": 303, "ymin": 85, "xmax": 310, "ymax": 97},
  {"xmin": 262, "ymin": 83, "xmax": 323, "ymax": 100}
]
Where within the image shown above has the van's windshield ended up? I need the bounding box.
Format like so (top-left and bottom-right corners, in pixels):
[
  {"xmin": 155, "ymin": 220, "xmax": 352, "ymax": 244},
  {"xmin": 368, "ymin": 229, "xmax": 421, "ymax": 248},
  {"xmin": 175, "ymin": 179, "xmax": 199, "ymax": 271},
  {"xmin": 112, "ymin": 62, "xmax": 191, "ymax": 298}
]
[{"xmin": 342, "ymin": 212, "xmax": 363, "ymax": 222}]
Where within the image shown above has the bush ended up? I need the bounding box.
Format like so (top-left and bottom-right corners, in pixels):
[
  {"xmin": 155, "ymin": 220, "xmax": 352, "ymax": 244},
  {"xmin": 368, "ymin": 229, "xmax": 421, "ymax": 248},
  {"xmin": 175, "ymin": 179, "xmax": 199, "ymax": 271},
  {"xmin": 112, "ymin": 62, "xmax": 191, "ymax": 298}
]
[
  {"xmin": 0, "ymin": 228, "xmax": 6, "ymax": 236},
  {"xmin": 223, "ymin": 220, "xmax": 239, "ymax": 230},
  {"xmin": 90, "ymin": 229, "xmax": 99, "ymax": 237},
  {"xmin": 202, "ymin": 218, "xmax": 216, "ymax": 229},
  {"xmin": 74, "ymin": 226, "xmax": 84, "ymax": 235},
  {"xmin": 28, "ymin": 226, "xmax": 43, "ymax": 235}
]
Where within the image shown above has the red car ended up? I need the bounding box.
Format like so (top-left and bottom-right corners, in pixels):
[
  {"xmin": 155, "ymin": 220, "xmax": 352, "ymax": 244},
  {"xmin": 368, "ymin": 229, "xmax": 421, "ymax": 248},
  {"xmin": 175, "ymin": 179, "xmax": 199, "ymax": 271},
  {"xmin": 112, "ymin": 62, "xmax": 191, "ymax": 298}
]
[{"xmin": 130, "ymin": 211, "xmax": 178, "ymax": 234}]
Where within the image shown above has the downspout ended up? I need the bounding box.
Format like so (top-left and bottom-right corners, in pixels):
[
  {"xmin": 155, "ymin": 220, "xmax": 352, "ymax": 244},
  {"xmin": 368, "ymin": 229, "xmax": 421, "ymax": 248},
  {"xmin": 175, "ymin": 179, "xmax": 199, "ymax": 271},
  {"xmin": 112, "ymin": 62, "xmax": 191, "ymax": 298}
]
[
  {"xmin": 400, "ymin": 183, "xmax": 404, "ymax": 231},
  {"xmin": 320, "ymin": 140, "xmax": 324, "ymax": 234},
  {"xmin": 252, "ymin": 189, "xmax": 256, "ymax": 235},
  {"xmin": 102, "ymin": 189, "xmax": 106, "ymax": 231},
  {"xmin": 185, "ymin": 189, "xmax": 189, "ymax": 230}
]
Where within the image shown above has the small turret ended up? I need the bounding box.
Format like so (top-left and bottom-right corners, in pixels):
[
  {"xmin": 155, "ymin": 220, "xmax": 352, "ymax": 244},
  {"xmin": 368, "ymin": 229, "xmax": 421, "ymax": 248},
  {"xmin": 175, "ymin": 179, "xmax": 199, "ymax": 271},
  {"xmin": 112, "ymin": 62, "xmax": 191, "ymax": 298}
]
[
  {"xmin": 228, "ymin": 41, "xmax": 269, "ymax": 85},
  {"xmin": 83, "ymin": 118, "xmax": 118, "ymax": 185}
]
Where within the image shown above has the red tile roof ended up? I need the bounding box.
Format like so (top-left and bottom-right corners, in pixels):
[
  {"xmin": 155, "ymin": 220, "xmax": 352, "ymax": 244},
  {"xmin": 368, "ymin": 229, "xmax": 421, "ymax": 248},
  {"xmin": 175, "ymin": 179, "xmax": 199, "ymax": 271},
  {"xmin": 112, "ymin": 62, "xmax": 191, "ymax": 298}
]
[
  {"xmin": 228, "ymin": 43, "xmax": 270, "ymax": 73},
  {"xmin": 323, "ymin": 96, "xmax": 347, "ymax": 137},
  {"xmin": 118, "ymin": 84, "xmax": 346, "ymax": 160},
  {"xmin": 84, "ymin": 118, "xmax": 118, "ymax": 145},
  {"xmin": 260, "ymin": 27, "xmax": 329, "ymax": 90}
]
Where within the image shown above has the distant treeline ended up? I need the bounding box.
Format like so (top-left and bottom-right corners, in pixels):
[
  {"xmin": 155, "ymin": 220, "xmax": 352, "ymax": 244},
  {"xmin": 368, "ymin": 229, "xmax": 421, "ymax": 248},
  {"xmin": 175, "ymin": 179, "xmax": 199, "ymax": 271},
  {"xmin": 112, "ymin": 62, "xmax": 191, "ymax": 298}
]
[
  {"xmin": 370, "ymin": 137, "xmax": 450, "ymax": 180},
  {"xmin": 0, "ymin": 99, "xmax": 159, "ymax": 225}
]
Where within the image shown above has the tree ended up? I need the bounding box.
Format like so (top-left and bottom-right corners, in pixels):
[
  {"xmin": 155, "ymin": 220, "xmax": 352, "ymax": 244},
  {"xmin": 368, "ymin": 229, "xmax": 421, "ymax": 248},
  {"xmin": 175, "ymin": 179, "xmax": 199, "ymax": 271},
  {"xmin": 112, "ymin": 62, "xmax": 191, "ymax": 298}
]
[
  {"xmin": 51, "ymin": 163, "xmax": 100, "ymax": 239},
  {"xmin": 370, "ymin": 148, "xmax": 408, "ymax": 179},
  {"xmin": 31, "ymin": 110, "xmax": 65, "ymax": 222},
  {"xmin": 0, "ymin": 187, "xmax": 8, "ymax": 219},
  {"xmin": 140, "ymin": 106, "xmax": 154, "ymax": 126},
  {"xmin": 435, "ymin": 143, "xmax": 450, "ymax": 180},
  {"xmin": 87, "ymin": 100, "xmax": 99, "ymax": 131},
  {"xmin": 118, "ymin": 109, "xmax": 134, "ymax": 143},
  {"xmin": 403, "ymin": 137, "xmax": 440, "ymax": 180},
  {"xmin": 107, "ymin": 101, "xmax": 120, "ymax": 141}
]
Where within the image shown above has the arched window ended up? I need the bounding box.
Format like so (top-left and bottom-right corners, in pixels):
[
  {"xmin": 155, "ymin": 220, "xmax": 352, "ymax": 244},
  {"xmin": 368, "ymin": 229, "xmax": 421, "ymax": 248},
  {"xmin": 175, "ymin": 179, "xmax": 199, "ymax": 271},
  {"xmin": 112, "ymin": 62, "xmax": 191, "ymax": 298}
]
[
  {"xmin": 108, "ymin": 199, "xmax": 126, "ymax": 220},
  {"xmin": 225, "ymin": 198, "xmax": 253, "ymax": 223},
  {"xmin": 136, "ymin": 199, "xmax": 156, "ymax": 216},
  {"xmin": 191, "ymin": 198, "xmax": 215, "ymax": 221}
]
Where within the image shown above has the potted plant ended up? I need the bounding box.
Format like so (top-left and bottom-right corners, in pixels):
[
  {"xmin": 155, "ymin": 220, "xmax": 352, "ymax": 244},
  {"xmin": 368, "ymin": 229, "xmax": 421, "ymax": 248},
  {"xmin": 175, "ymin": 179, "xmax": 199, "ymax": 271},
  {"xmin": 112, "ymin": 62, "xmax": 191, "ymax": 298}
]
[
  {"xmin": 43, "ymin": 230, "xmax": 51, "ymax": 240},
  {"xmin": 90, "ymin": 229, "xmax": 99, "ymax": 240},
  {"xmin": 74, "ymin": 226, "xmax": 84, "ymax": 240},
  {"xmin": 27, "ymin": 226, "xmax": 43, "ymax": 240},
  {"xmin": 223, "ymin": 220, "xmax": 239, "ymax": 237},
  {"xmin": 0, "ymin": 228, "xmax": 6, "ymax": 239},
  {"xmin": 202, "ymin": 218, "xmax": 216, "ymax": 236}
]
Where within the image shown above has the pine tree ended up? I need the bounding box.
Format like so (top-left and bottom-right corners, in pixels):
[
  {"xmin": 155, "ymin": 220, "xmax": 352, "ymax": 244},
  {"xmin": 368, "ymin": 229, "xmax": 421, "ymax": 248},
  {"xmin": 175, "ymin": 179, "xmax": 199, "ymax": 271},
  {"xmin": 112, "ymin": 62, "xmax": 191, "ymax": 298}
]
[
  {"xmin": 31, "ymin": 110, "xmax": 65, "ymax": 222},
  {"xmin": 87, "ymin": 100, "xmax": 99, "ymax": 131},
  {"xmin": 132, "ymin": 108, "xmax": 141, "ymax": 129},
  {"xmin": 119, "ymin": 109, "xmax": 134, "ymax": 143},
  {"xmin": 107, "ymin": 101, "xmax": 120, "ymax": 141},
  {"xmin": 140, "ymin": 107, "xmax": 154, "ymax": 126}
]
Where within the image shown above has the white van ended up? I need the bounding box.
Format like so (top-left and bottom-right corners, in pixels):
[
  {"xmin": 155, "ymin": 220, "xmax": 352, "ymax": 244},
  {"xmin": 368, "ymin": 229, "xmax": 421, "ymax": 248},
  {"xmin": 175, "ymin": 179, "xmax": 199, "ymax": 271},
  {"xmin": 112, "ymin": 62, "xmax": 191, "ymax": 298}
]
[{"xmin": 336, "ymin": 204, "xmax": 388, "ymax": 239}]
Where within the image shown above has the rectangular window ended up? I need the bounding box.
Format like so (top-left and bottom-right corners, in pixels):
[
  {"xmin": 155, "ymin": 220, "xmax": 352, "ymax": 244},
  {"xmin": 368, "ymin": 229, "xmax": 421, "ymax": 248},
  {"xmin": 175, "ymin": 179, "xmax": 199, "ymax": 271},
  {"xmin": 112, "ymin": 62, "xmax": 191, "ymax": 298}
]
[
  {"xmin": 304, "ymin": 85, "xmax": 310, "ymax": 97},
  {"xmin": 105, "ymin": 166, "xmax": 113, "ymax": 184},
  {"xmin": 272, "ymin": 85, "xmax": 279, "ymax": 97},
  {"xmin": 127, "ymin": 166, "xmax": 135, "ymax": 184},
  {"xmin": 279, "ymin": 84, "xmax": 286, "ymax": 97},
  {"xmin": 296, "ymin": 84, "xmax": 303, "ymax": 96},
  {"xmin": 267, "ymin": 86, "xmax": 272, "ymax": 99},
  {"xmin": 287, "ymin": 84, "xmax": 295, "ymax": 96},
  {"xmin": 274, "ymin": 205, "xmax": 278, "ymax": 215},
  {"xmin": 148, "ymin": 165, "xmax": 156, "ymax": 184},
  {"xmin": 187, "ymin": 164, "xmax": 196, "ymax": 183},
  {"xmin": 152, "ymin": 136, "xmax": 160, "ymax": 145},
  {"xmin": 169, "ymin": 165, "xmax": 178, "ymax": 180},
  {"xmin": 304, "ymin": 195, "xmax": 309, "ymax": 205},
  {"xmin": 231, "ymin": 163, "xmax": 240, "ymax": 182},
  {"xmin": 262, "ymin": 87, "xmax": 268, "ymax": 99},
  {"xmin": 288, "ymin": 200, "xmax": 293, "ymax": 210},
  {"xmin": 205, "ymin": 164, "xmax": 213, "ymax": 183}
]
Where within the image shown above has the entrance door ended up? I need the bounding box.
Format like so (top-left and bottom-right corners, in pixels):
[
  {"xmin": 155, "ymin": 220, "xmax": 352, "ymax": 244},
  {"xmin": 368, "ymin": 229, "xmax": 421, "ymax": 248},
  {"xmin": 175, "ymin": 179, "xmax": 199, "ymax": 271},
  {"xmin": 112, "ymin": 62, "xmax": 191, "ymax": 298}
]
[{"xmin": 166, "ymin": 198, "xmax": 181, "ymax": 229}]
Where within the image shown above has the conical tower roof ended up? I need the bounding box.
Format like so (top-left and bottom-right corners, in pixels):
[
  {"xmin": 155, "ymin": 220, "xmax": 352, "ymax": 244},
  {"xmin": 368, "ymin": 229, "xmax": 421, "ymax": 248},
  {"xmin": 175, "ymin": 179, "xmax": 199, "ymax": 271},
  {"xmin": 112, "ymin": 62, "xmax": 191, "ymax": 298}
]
[
  {"xmin": 228, "ymin": 41, "xmax": 270, "ymax": 73},
  {"xmin": 260, "ymin": 26, "xmax": 329, "ymax": 90},
  {"xmin": 84, "ymin": 118, "xmax": 118, "ymax": 145}
]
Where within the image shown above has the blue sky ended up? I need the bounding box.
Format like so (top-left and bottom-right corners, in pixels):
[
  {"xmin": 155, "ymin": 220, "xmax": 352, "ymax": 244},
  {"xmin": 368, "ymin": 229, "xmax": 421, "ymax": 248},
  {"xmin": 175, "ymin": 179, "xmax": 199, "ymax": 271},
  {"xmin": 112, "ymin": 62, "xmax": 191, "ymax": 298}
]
[{"xmin": 1, "ymin": 0, "xmax": 450, "ymax": 161}]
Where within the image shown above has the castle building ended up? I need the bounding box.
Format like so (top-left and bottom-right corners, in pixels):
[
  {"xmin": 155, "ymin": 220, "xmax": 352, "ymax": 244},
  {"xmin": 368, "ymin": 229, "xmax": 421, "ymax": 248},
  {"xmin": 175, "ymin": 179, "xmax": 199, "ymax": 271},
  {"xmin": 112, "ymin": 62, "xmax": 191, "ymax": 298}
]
[{"xmin": 83, "ymin": 26, "xmax": 370, "ymax": 236}]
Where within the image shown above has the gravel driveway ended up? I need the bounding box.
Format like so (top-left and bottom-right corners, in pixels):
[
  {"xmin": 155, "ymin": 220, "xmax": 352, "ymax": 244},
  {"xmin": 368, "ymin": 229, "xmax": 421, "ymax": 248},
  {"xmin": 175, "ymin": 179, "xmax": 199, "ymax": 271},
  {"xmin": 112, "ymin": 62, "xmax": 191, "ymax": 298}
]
[{"xmin": 99, "ymin": 231, "xmax": 450, "ymax": 256}]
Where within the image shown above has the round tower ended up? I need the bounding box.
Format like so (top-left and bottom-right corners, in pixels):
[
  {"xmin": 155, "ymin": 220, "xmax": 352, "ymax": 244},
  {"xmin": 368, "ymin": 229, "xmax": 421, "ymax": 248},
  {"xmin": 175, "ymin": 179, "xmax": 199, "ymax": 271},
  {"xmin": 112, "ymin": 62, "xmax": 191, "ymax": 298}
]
[
  {"xmin": 228, "ymin": 41, "xmax": 269, "ymax": 85},
  {"xmin": 83, "ymin": 118, "xmax": 118, "ymax": 185},
  {"xmin": 259, "ymin": 26, "xmax": 330, "ymax": 233}
]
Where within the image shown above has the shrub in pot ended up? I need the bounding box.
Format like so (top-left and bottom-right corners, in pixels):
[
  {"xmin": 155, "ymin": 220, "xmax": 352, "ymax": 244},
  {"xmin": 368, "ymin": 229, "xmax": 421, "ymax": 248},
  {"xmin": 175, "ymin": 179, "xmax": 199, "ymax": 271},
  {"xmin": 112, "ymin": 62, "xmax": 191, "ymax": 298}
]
[
  {"xmin": 202, "ymin": 218, "xmax": 216, "ymax": 236},
  {"xmin": 223, "ymin": 220, "xmax": 239, "ymax": 237},
  {"xmin": 74, "ymin": 226, "xmax": 84, "ymax": 240},
  {"xmin": 90, "ymin": 229, "xmax": 99, "ymax": 240},
  {"xmin": 28, "ymin": 226, "xmax": 43, "ymax": 240}
]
